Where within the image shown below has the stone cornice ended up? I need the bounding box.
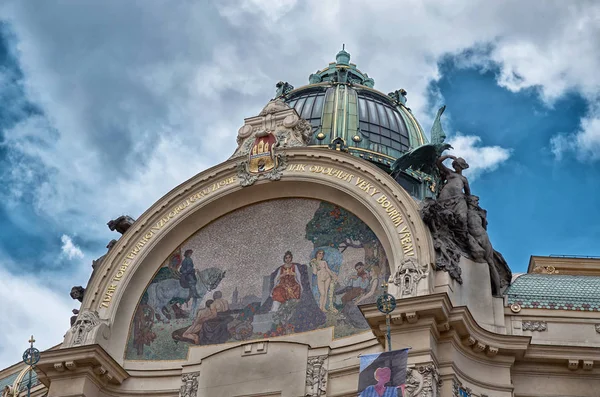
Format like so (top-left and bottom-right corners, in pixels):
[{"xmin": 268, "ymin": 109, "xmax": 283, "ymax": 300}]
[
  {"xmin": 528, "ymin": 255, "xmax": 600, "ymax": 276},
  {"xmin": 35, "ymin": 344, "xmax": 129, "ymax": 387},
  {"xmin": 363, "ymin": 291, "xmax": 600, "ymax": 370},
  {"xmin": 504, "ymin": 307, "xmax": 600, "ymax": 319},
  {"xmin": 524, "ymin": 344, "xmax": 600, "ymax": 362},
  {"xmin": 441, "ymin": 361, "xmax": 516, "ymax": 394},
  {"xmin": 447, "ymin": 306, "xmax": 529, "ymax": 354},
  {"xmin": 362, "ymin": 293, "xmax": 530, "ymax": 358}
]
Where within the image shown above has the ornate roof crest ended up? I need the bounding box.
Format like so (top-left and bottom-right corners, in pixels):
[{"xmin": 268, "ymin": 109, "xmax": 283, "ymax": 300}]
[{"xmin": 232, "ymin": 99, "xmax": 313, "ymax": 187}]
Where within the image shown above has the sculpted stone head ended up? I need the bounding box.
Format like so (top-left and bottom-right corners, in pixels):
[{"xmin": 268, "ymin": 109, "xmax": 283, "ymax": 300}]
[
  {"xmin": 452, "ymin": 157, "xmax": 469, "ymax": 171},
  {"xmin": 70, "ymin": 286, "xmax": 85, "ymax": 302}
]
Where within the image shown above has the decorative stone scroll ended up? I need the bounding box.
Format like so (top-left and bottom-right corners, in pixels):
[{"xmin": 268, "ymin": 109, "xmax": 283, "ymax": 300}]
[
  {"xmin": 532, "ymin": 265, "xmax": 559, "ymax": 274},
  {"xmin": 2, "ymin": 384, "xmax": 14, "ymax": 397},
  {"xmin": 180, "ymin": 372, "xmax": 200, "ymax": 397},
  {"xmin": 392, "ymin": 257, "xmax": 429, "ymax": 297},
  {"xmin": 405, "ymin": 364, "xmax": 442, "ymax": 397},
  {"xmin": 522, "ymin": 321, "xmax": 547, "ymax": 332},
  {"xmin": 305, "ymin": 355, "xmax": 328, "ymax": 397}
]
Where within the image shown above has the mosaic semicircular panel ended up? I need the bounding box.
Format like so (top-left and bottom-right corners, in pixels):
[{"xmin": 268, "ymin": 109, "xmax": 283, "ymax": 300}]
[{"xmin": 125, "ymin": 198, "xmax": 390, "ymax": 360}]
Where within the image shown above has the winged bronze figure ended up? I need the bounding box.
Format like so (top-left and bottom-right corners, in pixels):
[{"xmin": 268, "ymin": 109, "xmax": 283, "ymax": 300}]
[{"xmin": 391, "ymin": 105, "xmax": 451, "ymax": 177}]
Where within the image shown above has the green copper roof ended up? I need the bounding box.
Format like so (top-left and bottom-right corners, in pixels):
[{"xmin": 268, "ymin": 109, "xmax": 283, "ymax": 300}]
[
  {"xmin": 308, "ymin": 46, "xmax": 375, "ymax": 87},
  {"xmin": 506, "ymin": 274, "xmax": 600, "ymax": 311},
  {"xmin": 279, "ymin": 48, "xmax": 428, "ymax": 169}
]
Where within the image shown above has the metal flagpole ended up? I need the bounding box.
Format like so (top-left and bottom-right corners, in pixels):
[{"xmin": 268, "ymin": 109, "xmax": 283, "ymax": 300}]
[
  {"xmin": 22, "ymin": 335, "xmax": 40, "ymax": 397},
  {"xmin": 376, "ymin": 282, "xmax": 396, "ymax": 352}
]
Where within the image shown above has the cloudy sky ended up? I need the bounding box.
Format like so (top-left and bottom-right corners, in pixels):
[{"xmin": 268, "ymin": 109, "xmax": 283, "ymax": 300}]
[{"xmin": 0, "ymin": 0, "xmax": 599, "ymax": 368}]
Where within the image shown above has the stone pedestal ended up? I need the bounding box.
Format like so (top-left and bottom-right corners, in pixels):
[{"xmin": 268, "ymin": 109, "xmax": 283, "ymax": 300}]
[
  {"xmin": 35, "ymin": 345, "xmax": 128, "ymax": 397},
  {"xmin": 434, "ymin": 257, "xmax": 506, "ymax": 333}
]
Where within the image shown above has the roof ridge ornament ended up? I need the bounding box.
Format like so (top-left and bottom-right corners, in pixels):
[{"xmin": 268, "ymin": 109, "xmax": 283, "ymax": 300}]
[
  {"xmin": 275, "ymin": 81, "xmax": 294, "ymax": 99},
  {"xmin": 388, "ymin": 89, "xmax": 408, "ymax": 105},
  {"xmin": 306, "ymin": 47, "xmax": 375, "ymax": 88},
  {"xmin": 335, "ymin": 44, "xmax": 350, "ymax": 66},
  {"xmin": 232, "ymin": 99, "xmax": 313, "ymax": 186},
  {"xmin": 430, "ymin": 105, "xmax": 447, "ymax": 144}
]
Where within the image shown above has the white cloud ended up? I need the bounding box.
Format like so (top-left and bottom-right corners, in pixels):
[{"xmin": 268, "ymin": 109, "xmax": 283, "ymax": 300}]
[
  {"xmin": 60, "ymin": 235, "xmax": 84, "ymax": 260},
  {"xmin": 551, "ymin": 110, "xmax": 600, "ymax": 161},
  {"xmin": 0, "ymin": 0, "xmax": 597, "ymax": 241},
  {"xmin": 0, "ymin": 0, "xmax": 598, "ymax": 365},
  {"xmin": 0, "ymin": 262, "xmax": 72, "ymax": 368},
  {"xmin": 219, "ymin": 0, "xmax": 299, "ymax": 24},
  {"xmin": 447, "ymin": 135, "xmax": 512, "ymax": 180}
]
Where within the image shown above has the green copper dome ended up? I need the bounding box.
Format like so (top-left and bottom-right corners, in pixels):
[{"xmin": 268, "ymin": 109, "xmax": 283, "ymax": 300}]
[{"xmin": 275, "ymin": 48, "xmax": 428, "ymax": 170}]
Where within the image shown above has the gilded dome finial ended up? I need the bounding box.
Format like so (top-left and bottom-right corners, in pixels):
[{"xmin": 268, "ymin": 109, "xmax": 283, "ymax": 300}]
[{"xmin": 335, "ymin": 44, "xmax": 350, "ymax": 66}]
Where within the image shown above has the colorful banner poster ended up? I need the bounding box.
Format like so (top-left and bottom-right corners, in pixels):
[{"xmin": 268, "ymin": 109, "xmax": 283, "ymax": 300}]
[{"xmin": 358, "ymin": 349, "xmax": 409, "ymax": 397}]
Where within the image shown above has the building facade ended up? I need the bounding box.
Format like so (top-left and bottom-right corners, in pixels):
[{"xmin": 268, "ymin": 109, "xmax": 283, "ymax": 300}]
[{"xmin": 2, "ymin": 50, "xmax": 600, "ymax": 397}]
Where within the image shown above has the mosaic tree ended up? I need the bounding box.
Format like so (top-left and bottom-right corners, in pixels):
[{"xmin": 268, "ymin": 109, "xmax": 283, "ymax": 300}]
[{"xmin": 305, "ymin": 202, "xmax": 384, "ymax": 268}]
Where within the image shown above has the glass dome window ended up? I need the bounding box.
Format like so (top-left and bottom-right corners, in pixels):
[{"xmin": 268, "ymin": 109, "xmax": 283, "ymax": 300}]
[
  {"xmin": 357, "ymin": 92, "xmax": 410, "ymax": 153},
  {"xmin": 287, "ymin": 90, "xmax": 326, "ymax": 134}
]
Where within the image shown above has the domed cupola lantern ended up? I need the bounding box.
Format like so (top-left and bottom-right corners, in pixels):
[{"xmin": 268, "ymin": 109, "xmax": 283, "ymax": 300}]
[
  {"xmin": 335, "ymin": 45, "xmax": 351, "ymax": 65},
  {"xmin": 274, "ymin": 47, "xmax": 444, "ymax": 199}
]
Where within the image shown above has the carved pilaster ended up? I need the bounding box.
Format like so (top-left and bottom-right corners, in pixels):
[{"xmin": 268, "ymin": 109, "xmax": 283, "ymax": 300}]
[
  {"xmin": 419, "ymin": 364, "xmax": 442, "ymax": 397},
  {"xmin": 305, "ymin": 355, "xmax": 328, "ymax": 397},
  {"xmin": 180, "ymin": 372, "xmax": 199, "ymax": 397}
]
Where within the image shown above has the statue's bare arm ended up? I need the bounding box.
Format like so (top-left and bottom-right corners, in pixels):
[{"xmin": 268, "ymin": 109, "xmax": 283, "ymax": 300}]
[{"xmin": 436, "ymin": 154, "xmax": 456, "ymax": 176}]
